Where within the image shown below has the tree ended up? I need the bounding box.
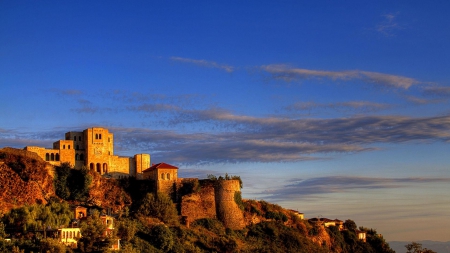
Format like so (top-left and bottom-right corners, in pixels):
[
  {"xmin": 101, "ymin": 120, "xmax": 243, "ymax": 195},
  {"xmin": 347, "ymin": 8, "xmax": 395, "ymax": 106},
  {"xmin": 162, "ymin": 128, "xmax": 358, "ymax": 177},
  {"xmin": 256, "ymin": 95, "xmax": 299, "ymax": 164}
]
[
  {"xmin": 344, "ymin": 219, "xmax": 357, "ymax": 231},
  {"xmin": 149, "ymin": 225, "xmax": 174, "ymax": 251},
  {"xmin": 78, "ymin": 210, "xmax": 111, "ymax": 253},
  {"xmin": 138, "ymin": 193, "xmax": 178, "ymax": 225},
  {"xmin": 405, "ymin": 242, "xmax": 437, "ymax": 253}
]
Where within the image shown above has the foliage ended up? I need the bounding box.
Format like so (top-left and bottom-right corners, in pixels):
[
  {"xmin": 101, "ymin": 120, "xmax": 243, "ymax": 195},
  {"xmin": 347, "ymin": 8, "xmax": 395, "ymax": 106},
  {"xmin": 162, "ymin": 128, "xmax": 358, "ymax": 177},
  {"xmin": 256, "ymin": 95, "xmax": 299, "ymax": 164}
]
[
  {"xmin": 138, "ymin": 193, "xmax": 178, "ymax": 225},
  {"xmin": 234, "ymin": 191, "xmax": 244, "ymax": 210},
  {"xmin": 116, "ymin": 218, "xmax": 138, "ymax": 242},
  {"xmin": 54, "ymin": 163, "xmax": 92, "ymax": 201},
  {"xmin": 149, "ymin": 225, "xmax": 174, "ymax": 252},
  {"xmin": 2, "ymin": 200, "xmax": 72, "ymax": 234},
  {"xmin": 207, "ymin": 173, "xmax": 243, "ymax": 189},
  {"xmin": 178, "ymin": 179, "xmax": 201, "ymax": 197},
  {"xmin": 78, "ymin": 210, "xmax": 111, "ymax": 253},
  {"xmin": 192, "ymin": 218, "xmax": 225, "ymax": 235},
  {"xmin": 344, "ymin": 219, "xmax": 357, "ymax": 231},
  {"xmin": 405, "ymin": 241, "xmax": 437, "ymax": 253}
]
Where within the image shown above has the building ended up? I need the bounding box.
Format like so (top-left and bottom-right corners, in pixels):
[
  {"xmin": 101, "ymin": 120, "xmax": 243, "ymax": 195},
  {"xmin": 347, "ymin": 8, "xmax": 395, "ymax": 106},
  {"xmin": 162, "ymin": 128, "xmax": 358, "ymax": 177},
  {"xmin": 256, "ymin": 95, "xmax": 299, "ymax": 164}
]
[
  {"xmin": 143, "ymin": 162, "xmax": 179, "ymax": 195},
  {"xmin": 24, "ymin": 127, "xmax": 150, "ymax": 178},
  {"xmin": 58, "ymin": 227, "xmax": 81, "ymax": 248}
]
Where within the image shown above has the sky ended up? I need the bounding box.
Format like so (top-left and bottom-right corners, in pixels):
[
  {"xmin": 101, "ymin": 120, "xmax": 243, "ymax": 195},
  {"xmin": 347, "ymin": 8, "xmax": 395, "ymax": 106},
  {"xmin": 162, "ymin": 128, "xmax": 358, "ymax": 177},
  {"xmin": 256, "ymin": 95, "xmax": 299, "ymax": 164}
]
[{"xmin": 1, "ymin": 1, "xmax": 450, "ymax": 242}]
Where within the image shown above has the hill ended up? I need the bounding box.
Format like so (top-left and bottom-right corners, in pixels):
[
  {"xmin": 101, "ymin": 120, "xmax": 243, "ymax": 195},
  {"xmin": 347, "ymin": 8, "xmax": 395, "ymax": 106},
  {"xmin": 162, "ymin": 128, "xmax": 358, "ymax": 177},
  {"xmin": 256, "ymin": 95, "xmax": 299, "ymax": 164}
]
[{"xmin": 0, "ymin": 147, "xmax": 396, "ymax": 253}]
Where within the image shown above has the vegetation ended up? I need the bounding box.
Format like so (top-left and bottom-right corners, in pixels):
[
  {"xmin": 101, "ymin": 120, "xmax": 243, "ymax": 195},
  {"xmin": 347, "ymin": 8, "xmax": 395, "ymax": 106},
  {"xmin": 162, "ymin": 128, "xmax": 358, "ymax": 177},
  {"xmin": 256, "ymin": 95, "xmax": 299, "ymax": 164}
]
[
  {"xmin": 0, "ymin": 148, "xmax": 398, "ymax": 253},
  {"xmin": 405, "ymin": 241, "xmax": 437, "ymax": 253},
  {"xmin": 54, "ymin": 163, "xmax": 92, "ymax": 202}
]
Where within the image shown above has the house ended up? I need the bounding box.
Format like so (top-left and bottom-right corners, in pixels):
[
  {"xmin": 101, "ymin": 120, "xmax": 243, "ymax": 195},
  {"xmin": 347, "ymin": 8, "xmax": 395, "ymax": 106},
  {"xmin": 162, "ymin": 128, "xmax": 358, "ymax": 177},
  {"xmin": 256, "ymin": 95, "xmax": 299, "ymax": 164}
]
[
  {"xmin": 356, "ymin": 230, "xmax": 367, "ymax": 242},
  {"xmin": 57, "ymin": 228, "xmax": 81, "ymax": 248}
]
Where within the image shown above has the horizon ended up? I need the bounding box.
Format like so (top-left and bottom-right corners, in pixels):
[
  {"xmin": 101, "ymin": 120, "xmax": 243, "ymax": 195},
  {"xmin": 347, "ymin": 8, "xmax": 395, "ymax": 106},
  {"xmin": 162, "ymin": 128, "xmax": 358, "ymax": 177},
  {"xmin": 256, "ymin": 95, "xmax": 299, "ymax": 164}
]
[{"xmin": 1, "ymin": 1, "xmax": 449, "ymax": 242}]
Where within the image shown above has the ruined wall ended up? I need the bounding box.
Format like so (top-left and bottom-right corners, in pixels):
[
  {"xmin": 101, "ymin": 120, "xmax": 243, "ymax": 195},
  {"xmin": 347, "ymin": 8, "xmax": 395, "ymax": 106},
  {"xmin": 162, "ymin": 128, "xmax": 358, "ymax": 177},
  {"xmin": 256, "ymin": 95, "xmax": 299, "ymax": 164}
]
[
  {"xmin": 180, "ymin": 180, "xmax": 216, "ymax": 224},
  {"xmin": 214, "ymin": 180, "xmax": 245, "ymax": 230}
]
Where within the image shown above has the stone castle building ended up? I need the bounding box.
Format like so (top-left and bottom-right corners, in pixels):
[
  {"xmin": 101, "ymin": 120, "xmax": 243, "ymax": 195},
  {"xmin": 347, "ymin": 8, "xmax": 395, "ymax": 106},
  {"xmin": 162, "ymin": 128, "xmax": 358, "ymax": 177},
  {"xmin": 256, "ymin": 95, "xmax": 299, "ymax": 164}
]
[
  {"xmin": 24, "ymin": 127, "xmax": 150, "ymax": 178},
  {"xmin": 23, "ymin": 127, "xmax": 245, "ymax": 229}
]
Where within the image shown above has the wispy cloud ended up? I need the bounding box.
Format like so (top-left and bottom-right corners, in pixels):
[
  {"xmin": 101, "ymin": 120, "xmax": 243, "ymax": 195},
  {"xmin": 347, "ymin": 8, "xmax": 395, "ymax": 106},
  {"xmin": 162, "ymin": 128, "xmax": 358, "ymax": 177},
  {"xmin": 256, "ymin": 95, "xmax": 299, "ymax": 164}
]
[
  {"xmin": 423, "ymin": 86, "xmax": 450, "ymax": 97},
  {"xmin": 170, "ymin": 56, "xmax": 235, "ymax": 73},
  {"xmin": 376, "ymin": 13, "xmax": 401, "ymax": 36},
  {"xmin": 285, "ymin": 101, "xmax": 390, "ymax": 113},
  {"xmin": 261, "ymin": 64, "xmax": 418, "ymax": 89},
  {"xmin": 264, "ymin": 176, "xmax": 450, "ymax": 201}
]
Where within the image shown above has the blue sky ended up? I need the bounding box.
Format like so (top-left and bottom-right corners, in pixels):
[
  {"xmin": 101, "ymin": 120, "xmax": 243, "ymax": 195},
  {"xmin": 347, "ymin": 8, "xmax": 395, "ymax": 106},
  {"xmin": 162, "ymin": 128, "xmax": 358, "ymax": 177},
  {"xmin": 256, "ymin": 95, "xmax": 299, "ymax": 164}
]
[{"xmin": 1, "ymin": 1, "xmax": 450, "ymax": 242}]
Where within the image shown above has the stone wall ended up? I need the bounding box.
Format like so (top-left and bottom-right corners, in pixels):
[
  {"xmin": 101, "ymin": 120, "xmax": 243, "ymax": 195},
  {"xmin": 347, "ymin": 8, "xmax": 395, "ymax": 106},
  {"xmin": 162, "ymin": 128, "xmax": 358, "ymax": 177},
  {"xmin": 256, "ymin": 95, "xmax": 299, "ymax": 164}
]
[
  {"xmin": 180, "ymin": 182, "xmax": 216, "ymax": 225},
  {"xmin": 214, "ymin": 180, "xmax": 245, "ymax": 230}
]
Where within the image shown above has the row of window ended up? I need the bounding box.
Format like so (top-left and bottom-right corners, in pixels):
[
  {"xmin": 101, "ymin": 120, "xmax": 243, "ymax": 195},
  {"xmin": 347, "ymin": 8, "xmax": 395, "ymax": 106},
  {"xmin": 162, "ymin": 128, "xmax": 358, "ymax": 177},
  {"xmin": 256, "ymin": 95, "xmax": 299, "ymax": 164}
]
[
  {"xmin": 89, "ymin": 163, "xmax": 108, "ymax": 174},
  {"xmin": 73, "ymin": 136, "xmax": 82, "ymax": 141},
  {"xmin": 95, "ymin": 134, "xmax": 102, "ymax": 140},
  {"xmin": 61, "ymin": 230, "xmax": 80, "ymax": 239},
  {"xmin": 161, "ymin": 173, "xmax": 171, "ymax": 180},
  {"xmin": 45, "ymin": 153, "xmax": 59, "ymax": 161}
]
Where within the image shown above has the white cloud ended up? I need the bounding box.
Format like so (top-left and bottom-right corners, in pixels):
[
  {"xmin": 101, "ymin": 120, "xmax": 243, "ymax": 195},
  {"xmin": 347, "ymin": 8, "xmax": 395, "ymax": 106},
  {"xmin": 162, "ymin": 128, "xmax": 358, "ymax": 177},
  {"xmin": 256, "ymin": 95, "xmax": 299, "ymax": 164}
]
[
  {"xmin": 262, "ymin": 64, "xmax": 418, "ymax": 89},
  {"xmin": 170, "ymin": 56, "xmax": 235, "ymax": 73}
]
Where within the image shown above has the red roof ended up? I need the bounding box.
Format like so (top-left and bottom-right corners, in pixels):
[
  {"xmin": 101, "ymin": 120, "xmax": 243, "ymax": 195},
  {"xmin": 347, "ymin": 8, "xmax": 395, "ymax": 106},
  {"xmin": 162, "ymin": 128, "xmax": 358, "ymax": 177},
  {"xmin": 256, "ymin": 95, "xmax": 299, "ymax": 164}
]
[{"xmin": 143, "ymin": 162, "xmax": 178, "ymax": 172}]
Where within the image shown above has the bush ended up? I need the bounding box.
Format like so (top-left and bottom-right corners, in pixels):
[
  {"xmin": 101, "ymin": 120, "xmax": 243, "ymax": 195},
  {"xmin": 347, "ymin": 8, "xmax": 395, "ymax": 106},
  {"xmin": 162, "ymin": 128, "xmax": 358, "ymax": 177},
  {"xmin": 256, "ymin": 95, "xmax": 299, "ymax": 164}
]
[{"xmin": 138, "ymin": 193, "xmax": 178, "ymax": 225}]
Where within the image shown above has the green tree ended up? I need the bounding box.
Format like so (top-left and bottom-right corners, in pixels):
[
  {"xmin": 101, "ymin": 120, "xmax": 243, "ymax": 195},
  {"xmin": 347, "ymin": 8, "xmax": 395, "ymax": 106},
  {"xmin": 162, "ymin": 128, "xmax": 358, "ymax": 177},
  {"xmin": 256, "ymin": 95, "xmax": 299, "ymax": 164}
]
[
  {"xmin": 344, "ymin": 219, "xmax": 357, "ymax": 231},
  {"xmin": 138, "ymin": 193, "xmax": 178, "ymax": 225},
  {"xmin": 54, "ymin": 163, "xmax": 72, "ymax": 199},
  {"xmin": 405, "ymin": 242, "xmax": 437, "ymax": 253},
  {"xmin": 78, "ymin": 210, "xmax": 111, "ymax": 253},
  {"xmin": 149, "ymin": 225, "xmax": 174, "ymax": 252}
]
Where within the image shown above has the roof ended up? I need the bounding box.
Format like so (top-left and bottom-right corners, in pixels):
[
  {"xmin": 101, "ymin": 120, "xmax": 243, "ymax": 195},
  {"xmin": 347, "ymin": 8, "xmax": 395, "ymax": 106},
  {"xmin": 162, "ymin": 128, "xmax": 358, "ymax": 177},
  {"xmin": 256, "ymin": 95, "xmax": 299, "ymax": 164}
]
[{"xmin": 142, "ymin": 162, "xmax": 178, "ymax": 172}]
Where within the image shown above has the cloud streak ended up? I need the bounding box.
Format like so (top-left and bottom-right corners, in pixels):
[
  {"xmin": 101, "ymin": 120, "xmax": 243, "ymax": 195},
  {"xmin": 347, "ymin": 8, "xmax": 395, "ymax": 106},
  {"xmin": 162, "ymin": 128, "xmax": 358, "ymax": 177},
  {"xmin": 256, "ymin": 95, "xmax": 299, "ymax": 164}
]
[
  {"xmin": 170, "ymin": 57, "xmax": 235, "ymax": 73},
  {"xmin": 261, "ymin": 64, "xmax": 418, "ymax": 89},
  {"xmin": 263, "ymin": 176, "xmax": 450, "ymax": 201}
]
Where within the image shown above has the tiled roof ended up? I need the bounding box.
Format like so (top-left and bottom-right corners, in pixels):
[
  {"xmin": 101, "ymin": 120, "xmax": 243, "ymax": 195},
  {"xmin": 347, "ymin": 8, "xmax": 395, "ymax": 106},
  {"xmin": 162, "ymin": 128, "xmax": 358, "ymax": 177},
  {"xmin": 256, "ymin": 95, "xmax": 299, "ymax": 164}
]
[{"xmin": 143, "ymin": 162, "xmax": 178, "ymax": 172}]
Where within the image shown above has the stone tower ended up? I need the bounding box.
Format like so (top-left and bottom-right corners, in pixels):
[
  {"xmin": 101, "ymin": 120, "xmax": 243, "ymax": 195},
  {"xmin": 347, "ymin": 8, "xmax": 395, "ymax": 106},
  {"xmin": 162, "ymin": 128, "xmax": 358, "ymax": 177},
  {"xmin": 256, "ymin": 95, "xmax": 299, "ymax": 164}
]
[{"xmin": 214, "ymin": 180, "xmax": 245, "ymax": 230}]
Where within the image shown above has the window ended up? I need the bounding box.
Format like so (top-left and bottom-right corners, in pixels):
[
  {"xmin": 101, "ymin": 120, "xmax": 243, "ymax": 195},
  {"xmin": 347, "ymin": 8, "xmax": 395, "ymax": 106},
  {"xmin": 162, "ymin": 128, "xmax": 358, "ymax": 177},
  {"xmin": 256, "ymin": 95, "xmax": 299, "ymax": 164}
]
[
  {"xmin": 76, "ymin": 154, "xmax": 79, "ymax": 161},
  {"xmin": 68, "ymin": 145, "xmax": 70, "ymax": 149},
  {"xmin": 63, "ymin": 145, "xmax": 65, "ymax": 149},
  {"xmin": 161, "ymin": 173, "xmax": 165, "ymax": 180},
  {"xmin": 99, "ymin": 134, "xmax": 102, "ymax": 139},
  {"xmin": 79, "ymin": 136, "xmax": 81, "ymax": 141},
  {"xmin": 51, "ymin": 153, "xmax": 55, "ymax": 161},
  {"xmin": 74, "ymin": 136, "xmax": 76, "ymax": 141},
  {"xmin": 76, "ymin": 145, "xmax": 79, "ymax": 150},
  {"xmin": 45, "ymin": 153, "xmax": 49, "ymax": 161},
  {"xmin": 167, "ymin": 173, "xmax": 170, "ymax": 180},
  {"xmin": 55, "ymin": 154, "xmax": 60, "ymax": 161},
  {"xmin": 80, "ymin": 154, "xmax": 84, "ymax": 160}
]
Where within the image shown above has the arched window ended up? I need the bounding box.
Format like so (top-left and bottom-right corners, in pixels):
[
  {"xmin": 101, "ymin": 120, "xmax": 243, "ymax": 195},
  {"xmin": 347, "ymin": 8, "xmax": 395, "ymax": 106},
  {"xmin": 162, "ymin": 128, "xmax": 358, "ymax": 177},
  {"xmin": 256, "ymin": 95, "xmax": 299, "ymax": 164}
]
[
  {"xmin": 63, "ymin": 145, "xmax": 65, "ymax": 149},
  {"xmin": 103, "ymin": 163, "xmax": 108, "ymax": 173},
  {"xmin": 51, "ymin": 153, "xmax": 55, "ymax": 161},
  {"xmin": 95, "ymin": 134, "xmax": 98, "ymax": 139},
  {"xmin": 74, "ymin": 136, "xmax": 76, "ymax": 141},
  {"xmin": 55, "ymin": 154, "xmax": 60, "ymax": 161},
  {"xmin": 45, "ymin": 153, "xmax": 49, "ymax": 161},
  {"xmin": 76, "ymin": 145, "xmax": 79, "ymax": 150},
  {"xmin": 68, "ymin": 145, "xmax": 71, "ymax": 149},
  {"xmin": 108, "ymin": 137, "xmax": 110, "ymax": 142},
  {"xmin": 79, "ymin": 136, "xmax": 81, "ymax": 141},
  {"xmin": 76, "ymin": 154, "xmax": 79, "ymax": 161},
  {"xmin": 167, "ymin": 173, "xmax": 170, "ymax": 180},
  {"xmin": 80, "ymin": 154, "xmax": 84, "ymax": 161},
  {"xmin": 161, "ymin": 173, "xmax": 165, "ymax": 180},
  {"xmin": 90, "ymin": 163, "xmax": 94, "ymax": 171},
  {"xmin": 99, "ymin": 134, "xmax": 102, "ymax": 139},
  {"xmin": 97, "ymin": 163, "xmax": 101, "ymax": 173}
]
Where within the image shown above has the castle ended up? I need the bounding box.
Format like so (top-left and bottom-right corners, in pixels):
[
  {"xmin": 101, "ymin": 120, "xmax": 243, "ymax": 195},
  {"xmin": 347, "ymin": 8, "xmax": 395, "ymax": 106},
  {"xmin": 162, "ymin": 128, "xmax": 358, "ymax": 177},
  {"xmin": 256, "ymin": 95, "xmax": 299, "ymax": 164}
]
[
  {"xmin": 24, "ymin": 127, "xmax": 246, "ymax": 229},
  {"xmin": 24, "ymin": 127, "xmax": 150, "ymax": 178}
]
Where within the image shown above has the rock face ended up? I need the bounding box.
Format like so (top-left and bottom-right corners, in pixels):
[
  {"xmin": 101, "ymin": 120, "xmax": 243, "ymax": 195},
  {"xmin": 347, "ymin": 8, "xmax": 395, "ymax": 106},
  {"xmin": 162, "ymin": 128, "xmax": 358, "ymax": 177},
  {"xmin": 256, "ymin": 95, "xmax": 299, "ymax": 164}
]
[
  {"xmin": 87, "ymin": 171, "xmax": 132, "ymax": 212},
  {"xmin": 0, "ymin": 148, "xmax": 55, "ymax": 213}
]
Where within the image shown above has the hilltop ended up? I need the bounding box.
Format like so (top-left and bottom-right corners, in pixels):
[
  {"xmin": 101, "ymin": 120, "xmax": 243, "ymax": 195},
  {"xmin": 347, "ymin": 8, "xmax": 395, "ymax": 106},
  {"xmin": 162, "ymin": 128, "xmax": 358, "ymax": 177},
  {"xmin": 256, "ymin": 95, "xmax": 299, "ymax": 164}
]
[{"xmin": 0, "ymin": 148, "xmax": 396, "ymax": 253}]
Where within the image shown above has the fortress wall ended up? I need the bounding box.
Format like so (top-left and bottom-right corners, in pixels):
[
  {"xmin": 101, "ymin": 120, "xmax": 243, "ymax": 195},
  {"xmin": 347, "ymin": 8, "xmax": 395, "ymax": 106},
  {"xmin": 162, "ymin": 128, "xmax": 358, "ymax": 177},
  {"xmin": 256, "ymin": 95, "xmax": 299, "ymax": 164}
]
[
  {"xmin": 110, "ymin": 156, "xmax": 132, "ymax": 174},
  {"xmin": 181, "ymin": 183, "xmax": 216, "ymax": 224},
  {"xmin": 214, "ymin": 180, "xmax": 245, "ymax": 230}
]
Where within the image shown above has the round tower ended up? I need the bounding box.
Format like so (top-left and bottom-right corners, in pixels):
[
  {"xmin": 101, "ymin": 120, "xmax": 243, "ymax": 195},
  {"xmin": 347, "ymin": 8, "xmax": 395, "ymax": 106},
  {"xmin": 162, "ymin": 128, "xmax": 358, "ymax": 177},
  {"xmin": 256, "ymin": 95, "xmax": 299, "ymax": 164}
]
[{"xmin": 214, "ymin": 180, "xmax": 245, "ymax": 230}]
